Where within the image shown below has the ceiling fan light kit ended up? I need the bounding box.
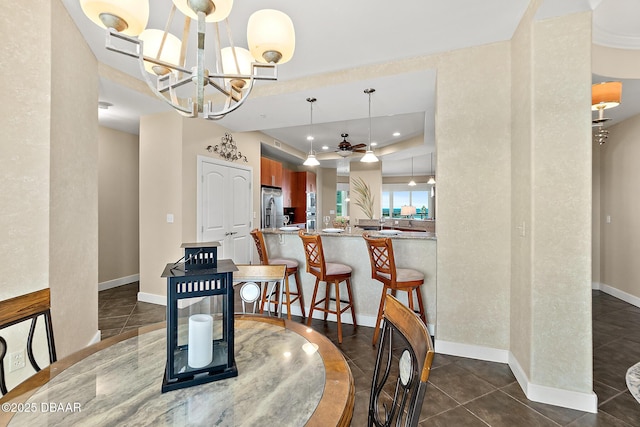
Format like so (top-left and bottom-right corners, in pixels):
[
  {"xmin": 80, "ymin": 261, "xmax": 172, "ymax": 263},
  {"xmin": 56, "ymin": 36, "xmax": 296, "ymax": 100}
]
[{"xmin": 80, "ymin": 0, "xmax": 295, "ymax": 120}]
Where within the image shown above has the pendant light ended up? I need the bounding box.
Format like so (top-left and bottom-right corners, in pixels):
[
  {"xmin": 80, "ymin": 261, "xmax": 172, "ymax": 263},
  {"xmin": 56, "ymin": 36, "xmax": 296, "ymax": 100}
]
[
  {"xmin": 427, "ymin": 152, "xmax": 436, "ymax": 185},
  {"xmin": 361, "ymin": 88, "xmax": 379, "ymax": 163},
  {"xmin": 408, "ymin": 157, "xmax": 416, "ymax": 186},
  {"xmin": 303, "ymin": 97, "xmax": 320, "ymax": 166}
]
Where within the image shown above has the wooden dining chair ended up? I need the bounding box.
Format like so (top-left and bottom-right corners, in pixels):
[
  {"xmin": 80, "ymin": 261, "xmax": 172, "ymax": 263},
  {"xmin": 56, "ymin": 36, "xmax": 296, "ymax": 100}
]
[
  {"xmin": 0, "ymin": 288, "xmax": 57, "ymax": 396},
  {"xmin": 298, "ymin": 230, "xmax": 356, "ymax": 344},
  {"xmin": 362, "ymin": 232, "xmax": 427, "ymax": 346},
  {"xmin": 369, "ymin": 294, "xmax": 435, "ymax": 427},
  {"xmin": 233, "ymin": 264, "xmax": 287, "ymax": 315},
  {"xmin": 250, "ymin": 229, "xmax": 305, "ymax": 319}
]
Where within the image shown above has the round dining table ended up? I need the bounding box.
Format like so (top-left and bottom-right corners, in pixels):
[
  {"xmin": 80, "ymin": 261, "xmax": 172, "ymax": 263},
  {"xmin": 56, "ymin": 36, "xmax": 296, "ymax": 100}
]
[{"xmin": 0, "ymin": 316, "xmax": 354, "ymax": 426}]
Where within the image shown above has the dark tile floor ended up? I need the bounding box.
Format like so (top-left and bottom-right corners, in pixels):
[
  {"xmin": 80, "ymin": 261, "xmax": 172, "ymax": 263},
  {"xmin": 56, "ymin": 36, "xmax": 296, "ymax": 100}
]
[{"xmin": 99, "ymin": 285, "xmax": 640, "ymax": 426}]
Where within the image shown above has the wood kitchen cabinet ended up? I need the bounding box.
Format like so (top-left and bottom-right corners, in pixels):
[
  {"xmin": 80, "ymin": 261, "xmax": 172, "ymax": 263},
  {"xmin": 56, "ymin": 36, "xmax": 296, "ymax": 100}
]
[
  {"xmin": 260, "ymin": 157, "xmax": 282, "ymax": 187},
  {"xmin": 282, "ymin": 167, "xmax": 294, "ymax": 207},
  {"xmin": 291, "ymin": 171, "xmax": 316, "ymax": 223}
]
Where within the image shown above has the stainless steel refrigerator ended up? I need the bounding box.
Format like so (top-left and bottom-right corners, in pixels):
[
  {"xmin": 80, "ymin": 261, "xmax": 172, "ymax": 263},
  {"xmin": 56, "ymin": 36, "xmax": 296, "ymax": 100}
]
[{"xmin": 261, "ymin": 186, "xmax": 284, "ymax": 229}]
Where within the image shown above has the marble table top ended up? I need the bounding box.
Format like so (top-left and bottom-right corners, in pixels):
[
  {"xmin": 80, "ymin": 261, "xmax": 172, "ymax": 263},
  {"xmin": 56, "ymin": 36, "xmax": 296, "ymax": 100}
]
[
  {"xmin": 627, "ymin": 361, "xmax": 640, "ymax": 404},
  {"xmin": 1, "ymin": 317, "xmax": 354, "ymax": 426}
]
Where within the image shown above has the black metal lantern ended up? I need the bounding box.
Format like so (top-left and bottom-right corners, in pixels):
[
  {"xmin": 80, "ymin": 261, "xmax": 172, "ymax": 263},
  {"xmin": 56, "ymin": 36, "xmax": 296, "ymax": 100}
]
[{"xmin": 160, "ymin": 242, "xmax": 238, "ymax": 392}]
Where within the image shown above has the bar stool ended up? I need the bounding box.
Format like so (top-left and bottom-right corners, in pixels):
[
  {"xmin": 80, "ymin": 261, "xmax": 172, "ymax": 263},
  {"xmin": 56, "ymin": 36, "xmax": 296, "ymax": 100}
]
[
  {"xmin": 362, "ymin": 232, "xmax": 427, "ymax": 346},
  {"xmin": 250, "ymin": 229, "xmax": 305, "ymax": 319},
  {"xmin": 298, "ymin": 230, "xmax": 356, "ymax": 344}
]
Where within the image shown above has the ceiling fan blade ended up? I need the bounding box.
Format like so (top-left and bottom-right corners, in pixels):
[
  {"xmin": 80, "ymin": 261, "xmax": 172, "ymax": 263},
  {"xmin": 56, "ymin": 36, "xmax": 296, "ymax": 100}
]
[
  {"xmin": 351, "ymin": 143, "xmax": 367, "ymax": 150},
  {"xmin": 354, "ymin": 149, "xmax": 367, "ymax": 153}
]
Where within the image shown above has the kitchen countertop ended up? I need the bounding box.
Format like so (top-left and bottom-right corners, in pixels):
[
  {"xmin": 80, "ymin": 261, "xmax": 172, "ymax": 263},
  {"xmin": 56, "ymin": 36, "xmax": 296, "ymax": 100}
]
[{"xmin": 262, "ymin": 227, "xmax": 436, "ymax": 240}]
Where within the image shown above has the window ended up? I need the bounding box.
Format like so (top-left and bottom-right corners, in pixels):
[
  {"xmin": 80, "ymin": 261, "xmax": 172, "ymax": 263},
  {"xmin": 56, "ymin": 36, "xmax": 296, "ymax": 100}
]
[
  {"xmin": 336, "ymin": 183, "xmax": 349, "ymax": 217},
  {"xmin": 382, "ymin": 184, "xmax": 430, "ymax": 219}
]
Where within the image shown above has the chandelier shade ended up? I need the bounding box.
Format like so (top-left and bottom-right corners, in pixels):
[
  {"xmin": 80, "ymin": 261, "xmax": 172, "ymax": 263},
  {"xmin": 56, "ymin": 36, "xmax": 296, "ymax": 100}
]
[
  {"xmin": 592, "ymin": 81, "xmax": 622, "ymax": 111},
  {"xmin": 138, "ymin": 29, "xmax": 182, "ymax": 75},
  {"xmin": 247, "ymin": 9, "xmax": 296, "ymax": 64},
  {"xmin": 221, "ymin": 46, "xmax": 255, "ymax": 89},
  {"xmin": 79, "ymin": 0, "xmax": 149, "ymax": 36}
]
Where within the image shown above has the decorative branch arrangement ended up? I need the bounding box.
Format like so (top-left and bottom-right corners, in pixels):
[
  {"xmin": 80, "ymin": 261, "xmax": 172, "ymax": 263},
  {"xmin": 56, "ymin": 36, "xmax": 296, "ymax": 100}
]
[
  {"xmin": 206, "ymin": 133, "xmax": 248, "ymax": 162},
  {"xmin": 351, "ymin": 176, "xmax": 375, "ymax": 219}
]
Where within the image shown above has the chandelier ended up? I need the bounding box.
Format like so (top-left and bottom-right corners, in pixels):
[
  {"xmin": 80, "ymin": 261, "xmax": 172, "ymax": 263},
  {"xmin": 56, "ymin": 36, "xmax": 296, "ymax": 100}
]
[{"xmin": 80, "ymin": 0, "xmax": 295, "ymax": 120}]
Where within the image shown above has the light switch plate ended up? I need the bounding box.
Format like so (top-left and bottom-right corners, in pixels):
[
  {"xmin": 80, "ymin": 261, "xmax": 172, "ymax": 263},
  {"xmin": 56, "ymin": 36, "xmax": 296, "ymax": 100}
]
[{"xmin": 167, "ymin": 213, "xmax": 174, "ymax": 223}]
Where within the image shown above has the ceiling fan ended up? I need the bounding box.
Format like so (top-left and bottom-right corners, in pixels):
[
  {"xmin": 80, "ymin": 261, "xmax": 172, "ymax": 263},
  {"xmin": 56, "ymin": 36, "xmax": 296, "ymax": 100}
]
[{"xmin": 335, "ymin": 133, "xmax": 367, "ymax": 157}]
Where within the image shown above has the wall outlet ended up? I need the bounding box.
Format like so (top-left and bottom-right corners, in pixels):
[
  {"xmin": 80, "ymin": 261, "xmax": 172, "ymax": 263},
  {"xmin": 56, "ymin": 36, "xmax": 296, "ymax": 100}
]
[{"xmin": 8, "ymin": 349, "xmax": 26, "ymax": 372}]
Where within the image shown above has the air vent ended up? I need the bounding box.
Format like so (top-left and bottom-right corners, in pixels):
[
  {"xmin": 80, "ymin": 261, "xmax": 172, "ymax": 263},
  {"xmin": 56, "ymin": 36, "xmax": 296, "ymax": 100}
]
[{"xmin": 273, "ymin": 139, "xmax": 282, "ymax": 148}]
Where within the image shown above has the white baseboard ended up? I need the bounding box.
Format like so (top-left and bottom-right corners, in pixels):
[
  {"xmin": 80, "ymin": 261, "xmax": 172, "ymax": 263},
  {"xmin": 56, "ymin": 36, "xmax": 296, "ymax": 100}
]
[
  {"xmin": 87, "ymin": 330, "xmax": 101, "ymax": 346},
  {"xmin": 597, "ymin": 282, "xmax": 640, "ymax": 308},
  {"xmin": 509, "ymin": 353, "xmax": 598, "ymax": 413},
  {"xmin": 435, "ymin": 339, "xmax": 510, "ymax": 363},
  {"xmin": 98, "ymin": 274, "xmax": 140, "ymax": 292},
  {"xmin": 138, "ymin": 292, "xmax": 167, "ymax": 306}
]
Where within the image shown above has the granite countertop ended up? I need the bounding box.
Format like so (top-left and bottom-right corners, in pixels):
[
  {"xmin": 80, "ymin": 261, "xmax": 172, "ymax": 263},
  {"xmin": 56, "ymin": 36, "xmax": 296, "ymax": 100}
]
[{"xmin": 262, "ymin": 227, "xmax": 436, "ymax": 241}]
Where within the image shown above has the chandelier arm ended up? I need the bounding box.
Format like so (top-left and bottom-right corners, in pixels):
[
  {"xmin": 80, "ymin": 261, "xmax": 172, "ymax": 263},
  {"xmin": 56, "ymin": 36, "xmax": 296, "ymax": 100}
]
[
  {"xmin": 204, "ymin": 71, "xmax": 259, "ymax": 120},
  {"xmin": 213, "ymin": 21, "xmax": 223, "ymax": 76},
  {"xmin": 179, "ymin": 17, "xmax": 191, "ymax": 73},
  {"xmin": 223, "ymin": 18, "xmax": 241, "ymax": 74},
  {"xmin": 157, "ymin": 4, "xmax": 178, "ymax": 62},
  {"xmin": 106, "ymin": 28, "xmax": 196, "ymax": 116}
]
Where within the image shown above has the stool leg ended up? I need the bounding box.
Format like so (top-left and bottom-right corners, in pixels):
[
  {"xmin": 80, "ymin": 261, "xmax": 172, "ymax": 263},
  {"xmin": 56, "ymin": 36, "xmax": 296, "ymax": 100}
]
[
  {"xmin": 323, "ymin": 282, "xmax": 330, "ymax": 321},
  {"xmin": 294, "ymin": 270, "xmax": 306, "ymax": 318},
  {"xmin": 307, "ymin": 278, "xmax": 321, "ymax": 326},
  {"xmin": 345, "ymin": 277, "xmax": 357, "ymax": 328},
  {"xmin": 335, "ymin": 280, "xmax": 343, "ymax": 344},
  {"xmin": 415, "ymin": 287, "xmax": 427, "ymax": 324},
  {"xmin": 373, "ymin": 285, "xmax": 388, "ymax": 346},
  {"xmin": 284, "ymin": 274, "xmax": 292, "ymax": 320}
]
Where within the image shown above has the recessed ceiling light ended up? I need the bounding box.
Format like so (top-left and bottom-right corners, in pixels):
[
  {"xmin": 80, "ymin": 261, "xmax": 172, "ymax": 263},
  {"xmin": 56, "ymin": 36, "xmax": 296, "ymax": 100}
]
[
  {"xmin": 393, "ymin": 132, "xmax": 401, "ymax": 137},
  {"xmin": 321, "ymin": 145, "xmax": 329, "ymax": 150},
  {"xmin": 307, "ymin": 135, "xmax": 314, "ymax": 141},
  {"xmin": 370, "ymin": 142, "xmax": 378, "ymax": 146}
]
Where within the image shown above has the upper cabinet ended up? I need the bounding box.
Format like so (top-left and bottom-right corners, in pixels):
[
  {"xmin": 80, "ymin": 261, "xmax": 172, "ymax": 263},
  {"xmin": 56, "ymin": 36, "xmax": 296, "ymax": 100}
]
[
  {"xmin": 293, "ymin": 171, "xmax": 316, "ymax": 196},
  {"xmin": 282, "ymin": 167, "xmax": 294, "ymax": 207},
  {"xmin": 260, "ymin": 157, "xmax": 282, "ymax": 187}
]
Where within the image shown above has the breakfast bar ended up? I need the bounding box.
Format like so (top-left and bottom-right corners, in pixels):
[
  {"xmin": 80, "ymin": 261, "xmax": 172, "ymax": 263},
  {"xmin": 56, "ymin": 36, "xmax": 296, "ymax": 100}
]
[{"xmin": 261, "ymin": 228, "xmax": 437, "ymax": 333}]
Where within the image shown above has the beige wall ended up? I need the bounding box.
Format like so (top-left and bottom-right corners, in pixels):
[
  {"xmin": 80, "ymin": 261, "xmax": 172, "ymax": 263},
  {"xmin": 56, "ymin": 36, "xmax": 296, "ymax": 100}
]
[
  {"xmin": 139, "ymin": 112, "xmax": 184, "ymax": 300},
  {"xmin": 139, "ymin": 114, "xmax": 262, "ymax": 299},
  {"xmin": 0, "ymin": 1, "xmax": 53, "ymax": 389},
  {"xmin": 50, "ymin": 0, "xmax": 100, "ymax": 358},
  {"xmin": 599, "ymin": 115, "xmax": 640, "ymax": 299},
  {"xmin": 98, "ymin": 126, "xmax": 139, "ymax": 283},
  {"xmin": 435, "ymin": 42, "xmax": 512, "ymax": 351},
  {"xmin": 510, "ymin": 6, "xmax": 593, "ymax": 397},
  {"xmin": 529, "ymin": 12, "xmax": 592, "ymax": 392},
  {"xmin": 0, "ymin": 0, "xmax": 99, "ymax": 390},
  {"xmin": 319, "ymin": 167, "xmax": 337, "ymax": 219},
  {"xmin": 349, "ymin": 161, "xmax": 382, "ymax": 222}
]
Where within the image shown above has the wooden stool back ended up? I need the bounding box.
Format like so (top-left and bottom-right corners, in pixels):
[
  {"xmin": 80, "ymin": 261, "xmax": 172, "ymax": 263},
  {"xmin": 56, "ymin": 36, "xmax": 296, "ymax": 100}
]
[{"xmin": 0, "ymin": 288, "xmax": 57, "ymax": 395}]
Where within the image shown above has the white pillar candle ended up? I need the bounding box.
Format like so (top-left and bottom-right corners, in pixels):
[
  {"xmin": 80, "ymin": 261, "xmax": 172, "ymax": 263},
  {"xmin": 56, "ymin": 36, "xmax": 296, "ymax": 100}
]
[{"xmin": 188, "ymin": 314, "xmax": 213, "ymax": 368}]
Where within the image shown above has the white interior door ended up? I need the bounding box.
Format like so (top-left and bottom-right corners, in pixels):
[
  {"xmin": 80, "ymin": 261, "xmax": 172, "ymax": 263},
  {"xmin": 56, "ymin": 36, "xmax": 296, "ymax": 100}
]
[{"xmin": 198, "ymin": 157, "xmax": 253, "ymax": 263}]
